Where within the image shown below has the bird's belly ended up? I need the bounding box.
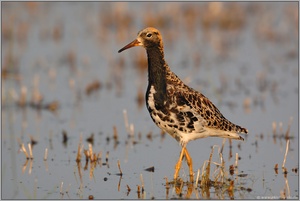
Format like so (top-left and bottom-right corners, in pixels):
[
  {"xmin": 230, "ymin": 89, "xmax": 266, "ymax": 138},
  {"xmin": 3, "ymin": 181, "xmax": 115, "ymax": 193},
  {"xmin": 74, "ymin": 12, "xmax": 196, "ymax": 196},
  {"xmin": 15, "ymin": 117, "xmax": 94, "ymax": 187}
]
[
  {"xmin": 149, "ymin": 110, "xmax": 181, "ymax": 141},
  {"xmin": 150, "ymin": 111, "xmax": 199, "ymax": 142},
  {"xmin": 146, "ymin": 84, "xmax": 204, "ymax": 143}
]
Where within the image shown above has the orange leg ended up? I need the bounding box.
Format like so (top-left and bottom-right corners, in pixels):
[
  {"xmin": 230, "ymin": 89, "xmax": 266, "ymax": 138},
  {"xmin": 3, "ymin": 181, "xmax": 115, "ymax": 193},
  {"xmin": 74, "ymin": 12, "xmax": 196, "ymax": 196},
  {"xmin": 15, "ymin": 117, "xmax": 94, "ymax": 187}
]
[
  {"xmin": 183, "ymin": 147, "xmax": 194, "ymax": 182},
  {"xmin": 174, "ymin": 146, "xmax": 185, "ymax": 180},
  {"xmin": 174, "ymin": 146, "xmax": 194, "ymax": 182}
]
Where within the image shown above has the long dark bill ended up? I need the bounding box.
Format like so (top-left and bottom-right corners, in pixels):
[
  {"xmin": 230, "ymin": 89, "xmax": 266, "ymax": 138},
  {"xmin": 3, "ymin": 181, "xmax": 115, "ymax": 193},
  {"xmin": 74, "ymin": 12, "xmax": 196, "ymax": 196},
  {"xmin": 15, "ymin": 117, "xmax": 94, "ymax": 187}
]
[{"xmin": 118, "ymin": 39, "xmax": 141, "ymax": 53}]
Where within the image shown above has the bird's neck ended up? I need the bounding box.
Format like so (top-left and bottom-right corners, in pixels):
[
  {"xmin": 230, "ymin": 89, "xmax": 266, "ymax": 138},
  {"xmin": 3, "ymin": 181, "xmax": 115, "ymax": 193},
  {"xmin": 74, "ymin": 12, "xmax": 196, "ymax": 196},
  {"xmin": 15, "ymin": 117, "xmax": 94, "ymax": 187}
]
[{"xmin": 146, "ymin": 46, "xmax": 168, "ymax": 104}]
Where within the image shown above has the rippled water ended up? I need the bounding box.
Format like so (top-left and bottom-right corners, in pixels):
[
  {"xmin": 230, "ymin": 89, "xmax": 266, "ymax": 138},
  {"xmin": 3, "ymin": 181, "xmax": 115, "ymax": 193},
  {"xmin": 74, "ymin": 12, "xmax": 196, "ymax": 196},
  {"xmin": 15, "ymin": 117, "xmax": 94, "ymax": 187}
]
[{"xmin": 2, "ymin": 2, "xmax": 298, "ymax": 199}]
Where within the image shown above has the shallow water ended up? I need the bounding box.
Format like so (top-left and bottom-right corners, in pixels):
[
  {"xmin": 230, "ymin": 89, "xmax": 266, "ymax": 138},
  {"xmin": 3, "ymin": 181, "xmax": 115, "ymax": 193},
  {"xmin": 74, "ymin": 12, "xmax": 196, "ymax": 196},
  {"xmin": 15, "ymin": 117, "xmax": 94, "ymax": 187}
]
[{"xmin": 2, "ymin": 2, "xmax": 298, "ymax": 199}]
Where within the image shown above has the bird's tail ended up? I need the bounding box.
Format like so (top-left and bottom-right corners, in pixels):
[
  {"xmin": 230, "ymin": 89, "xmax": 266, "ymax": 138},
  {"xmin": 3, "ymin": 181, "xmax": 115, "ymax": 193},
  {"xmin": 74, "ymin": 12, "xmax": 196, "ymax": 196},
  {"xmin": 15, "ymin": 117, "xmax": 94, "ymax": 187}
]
[{"xmin": 206, "ymin": 127, "xmax": 246, "ymax": 141}]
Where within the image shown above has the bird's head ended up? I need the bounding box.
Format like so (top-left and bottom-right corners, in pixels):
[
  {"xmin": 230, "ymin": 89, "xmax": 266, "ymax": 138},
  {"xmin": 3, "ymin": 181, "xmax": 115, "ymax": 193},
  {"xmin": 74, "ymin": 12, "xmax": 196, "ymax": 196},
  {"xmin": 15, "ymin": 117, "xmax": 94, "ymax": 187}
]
[{"xmin": 118, "ymin": 27, "xmax": 163, "ymax": 53}]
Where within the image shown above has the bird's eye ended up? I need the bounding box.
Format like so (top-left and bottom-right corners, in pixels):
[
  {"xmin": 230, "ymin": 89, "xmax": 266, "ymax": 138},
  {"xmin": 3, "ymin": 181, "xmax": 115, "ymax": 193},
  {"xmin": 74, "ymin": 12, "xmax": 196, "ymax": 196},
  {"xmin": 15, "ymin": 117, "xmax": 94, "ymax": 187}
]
[{"xmin": 146, "ymin": 33, "xmax": 152, "ymax": 38}]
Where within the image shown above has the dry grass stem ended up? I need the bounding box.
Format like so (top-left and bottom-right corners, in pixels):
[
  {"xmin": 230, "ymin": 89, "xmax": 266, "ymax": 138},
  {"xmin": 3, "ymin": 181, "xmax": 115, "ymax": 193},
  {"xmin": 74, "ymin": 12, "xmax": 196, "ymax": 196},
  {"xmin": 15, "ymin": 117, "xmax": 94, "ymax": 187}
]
[
  {"xmin": 76, "ymin": 143, "xmax": 83, "ymax": 162},
  {"xmin": 201, "ymin": 146, "xmax": 215, "ymax": 187},
  {"xmin": 77, "ymin": 161, "xmax": 83, "ymax": 184},
  {"xmin": 97, "ymin": 151, "xmax": 102, "ymax": 167},
  {"xmin": 123, "ymin": 109, "xmax": 129, "ymax": 133},
  {"xmin": 90, "ymin": 153, "xmax": 94, "ymax": 162},
  {"xmin": 28, "ymin": 143, "xmax": 33, "ymax": 159},
  {"xmin": 44, "ymin": 148, "xmax": 48, "ymax": 161},
  {"xmin": 126, "ymin": 184, "xmax": 131, "ymax": 196},
  {"xmin": 280, "ymin": 189, "xmax": 286, "ymax": 199},
  {"xmin": 88, "ymin": 143, "xmax": 93, "ymax": 161},
  {"xmin": 84, "ymin": 149, "xmax": 89, "ymax": 161},
  {"xmin": 218, "ymin": 147, "xmax": 225, "ymax": 183},
  {"xmin": 282, "ymin": 140, "xmax": 289, "ymax": 168},
  {"xmin": 285, "ymin": 117, "xmax": 293, "ymax": 139},
  {"xmin": 60, "ymin": 181, "xmax": 64, "ymax": 194},
  {"xmin": 197, "ymin": 142, "xmax": 245, "ymax": 194},
  {"xmin": 195, "ymin": 169, "xmax": 200, "ymax": 188},
  {"xmin": 89, "ymin": 162, "xmax": 95, "ymax": 180},
  {"xmin": 228, "ymin": 180, "xmax": 234, "ymax": 198},
  {"xmin": 28, "ymin": 160, "xmax": 33, "ymax": 174},
  {"xmin": 164, "ymin": 177, "xmax": 169, "ymax": 199},
  {"xmin": 21, "ymin": 143, "xmax": 29, "ymax": 159},
  {"xmin": 137, "ymin": 185, "xmax": 141, "ymax": 198},
  {"xmin": 106, "ymin": 151, "xmax": 109, "ymax": 163},
  {"xmin": 220, "ymin": 138, "xmax": 226, "ymax": 154},
  {"xmin": 164, "ymin": 177, "xmax": 169, "ymax": 189},
  {"xmin": 127, "ymin": 184, "xmax": 131, "ymax": 191},
  {"xmin": 200, "ymin": 163, "xmax": 208, "ymax": 185},
  {"xmin": 284, "ymin": 173, "xmax": 291, "ymax": 197},
  {"xmin": 129, "ymin": 124, "xmax": 134, "ymax": 137},
  {"xmin": 113, "ymin": 126, "xmax": 118, "ymax": 140},
  {"xmin": 84, "ymin": 160, "xmax": 89, "ymax": 171},
  {"xmin": 118, "ymin": 174, "xmax": 122, "ymax": 192},
  {"xmin": 117, "ymin": 160, "xmax": 123, "ymax": 176},
  {"xmin": 140, "ymin": 174, "xmax": 145, "ymax": 192},
  {"xmin": 272, "ymin": 121, "xmax": 277, "ymax": 136},
  {"xmin": 214, "ymin": 152, "xmax": 225, "ymax": 183},
  {"xmin": 22, "ymin": 160, "xmax": 28, "ymax": 173},
  {"xmin": 235, "ymin": 153, "xmax": 239, "ymax": 167}
]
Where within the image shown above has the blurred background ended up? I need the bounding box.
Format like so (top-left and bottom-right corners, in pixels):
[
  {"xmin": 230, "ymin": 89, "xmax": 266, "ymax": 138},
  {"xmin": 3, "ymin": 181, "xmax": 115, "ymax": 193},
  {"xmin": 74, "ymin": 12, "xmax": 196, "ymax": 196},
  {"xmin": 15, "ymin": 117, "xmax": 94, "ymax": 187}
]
[{"xmin": 1, "ymin": 2, "xmax": 298, "ymax": 199}]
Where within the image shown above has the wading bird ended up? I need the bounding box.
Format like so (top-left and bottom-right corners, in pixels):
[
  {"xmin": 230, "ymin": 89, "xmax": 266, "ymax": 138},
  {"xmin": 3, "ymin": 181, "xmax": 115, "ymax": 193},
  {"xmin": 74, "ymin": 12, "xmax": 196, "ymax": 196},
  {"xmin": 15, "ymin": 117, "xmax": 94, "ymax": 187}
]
[{"xmin": 118, "ymin": 27, "xmax": 248, "ymax": 182}]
